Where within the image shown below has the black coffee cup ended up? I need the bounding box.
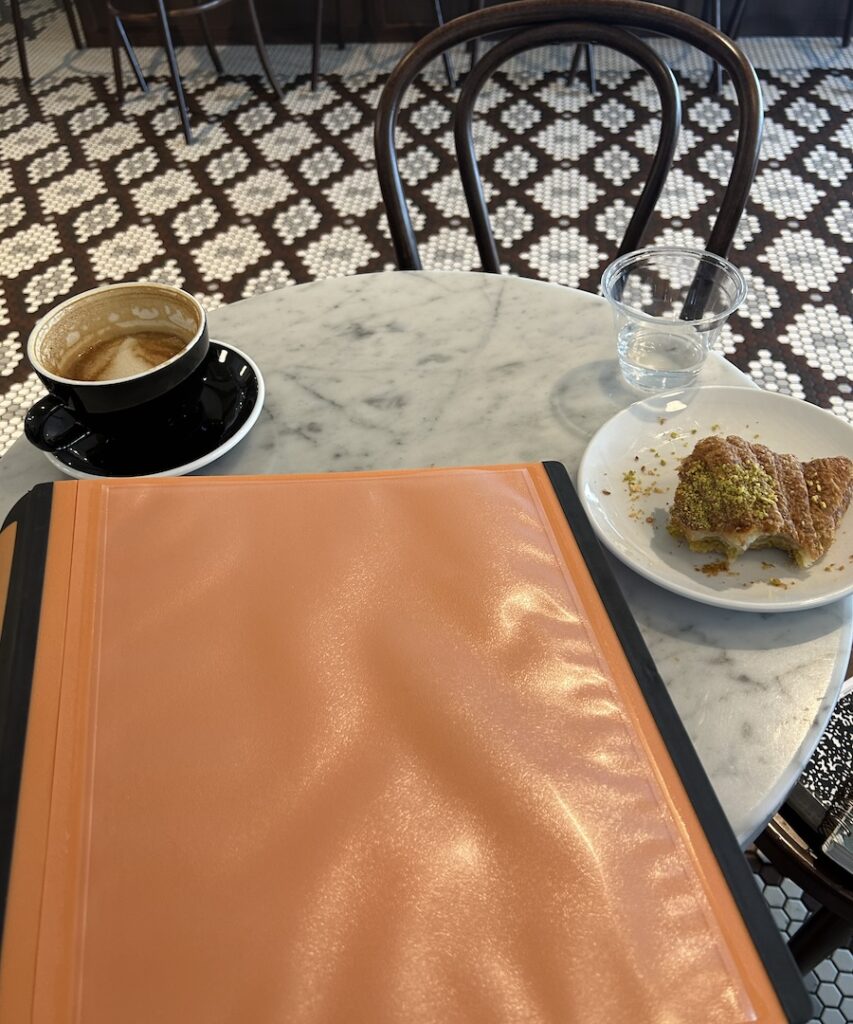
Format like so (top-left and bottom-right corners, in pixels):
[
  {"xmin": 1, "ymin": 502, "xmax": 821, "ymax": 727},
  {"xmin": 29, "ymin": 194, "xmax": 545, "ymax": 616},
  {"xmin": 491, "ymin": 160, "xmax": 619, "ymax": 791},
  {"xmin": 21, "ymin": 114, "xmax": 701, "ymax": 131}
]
[{"xmin": 25, "ymin": 283, "xmax": 209, "ymax": 452}]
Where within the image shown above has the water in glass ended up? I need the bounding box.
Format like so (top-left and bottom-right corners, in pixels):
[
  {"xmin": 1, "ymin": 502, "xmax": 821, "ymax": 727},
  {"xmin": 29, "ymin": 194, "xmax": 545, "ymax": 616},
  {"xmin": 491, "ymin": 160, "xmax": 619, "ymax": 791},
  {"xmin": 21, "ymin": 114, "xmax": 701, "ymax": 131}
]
[{"xmin": 617, "ymin": 321, "xmax": 705, "ymax": 391}]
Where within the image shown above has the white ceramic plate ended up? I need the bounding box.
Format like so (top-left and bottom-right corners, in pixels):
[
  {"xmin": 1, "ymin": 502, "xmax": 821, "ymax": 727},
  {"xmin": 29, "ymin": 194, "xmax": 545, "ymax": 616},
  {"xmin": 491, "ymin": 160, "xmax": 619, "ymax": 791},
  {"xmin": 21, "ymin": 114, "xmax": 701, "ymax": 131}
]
[{"xmin": 578, "ymin": 386, "xmax": 853, "ymax": 612}]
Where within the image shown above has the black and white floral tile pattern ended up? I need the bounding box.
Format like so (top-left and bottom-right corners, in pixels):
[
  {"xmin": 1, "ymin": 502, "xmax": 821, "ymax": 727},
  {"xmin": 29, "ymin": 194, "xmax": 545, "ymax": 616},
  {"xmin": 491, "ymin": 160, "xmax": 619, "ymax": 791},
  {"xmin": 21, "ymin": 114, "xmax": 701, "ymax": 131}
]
[{"xmin": 1, "ymin": 6, "xmax": 853, "ymax": 1018}]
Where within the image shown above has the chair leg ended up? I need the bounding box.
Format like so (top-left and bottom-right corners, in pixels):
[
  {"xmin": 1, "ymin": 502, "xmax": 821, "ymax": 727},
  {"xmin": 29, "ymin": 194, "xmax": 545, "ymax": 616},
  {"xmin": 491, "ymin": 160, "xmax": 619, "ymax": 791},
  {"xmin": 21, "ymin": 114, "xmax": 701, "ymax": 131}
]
[
  {"xmin": 198, "ymin": 13, "xmax": 225, "ymax": 75},
  {"xmin": 9, "ymin": 0, "xmax": 32, "ymax": 93},
  {"xmin": 116, "ymin": 16, "xmax": 148, "ymax": 93},
  {"xmin": 433, "ymin": 0, "xmax": 455, "ymax": 90},
  {"xmin": 61, "ymin": 0, "xmax": 84, "ymax": 49},
  {"xmin": 566, "ymin": 43, "xmax": 583, "ymax": 87},
  {"xmin": 154, "ymin": 0, "xmax": 194, "ymax": 144},
  {"xmin": 584, "ymin": 42, "xmax": 596, "ymax": 94},
  {"xmin": 109, "ymin": 15, "xmax": 125, "ymax": 103},
  {"xmin": 246, "ymin": 0, "xmax": 283, "ymax": 100},
  {"xmin": 726, "ymin": 0, "xmax": 750, "ymax": 38},
  {"xmin": 843, "ymin": 0, "xmax": 853, "ymax": 47},
  {"xmin": 788, "ymin": 906, "xmax": 853, "ymax": 976},
  {"xmin": 705, "ymin": 0, "xmax": 723, "ymax": 93},
  {"xmin": 469, "ymin": 0, "xmax": 485, "ymax": 69},
  {"xmin": 312, "ymin": 0, "xmax": 323, "ymax": 91},
  {"xmin": 336, "ymin": 0, "xmax": 344, "ymax": 49}
]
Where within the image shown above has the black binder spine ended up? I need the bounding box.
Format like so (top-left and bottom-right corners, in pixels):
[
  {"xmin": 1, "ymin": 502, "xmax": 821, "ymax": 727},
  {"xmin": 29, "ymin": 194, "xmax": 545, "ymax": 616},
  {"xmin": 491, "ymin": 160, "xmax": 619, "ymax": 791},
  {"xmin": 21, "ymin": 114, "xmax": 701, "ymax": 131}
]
[
  {"xmin": 0, "ymin": 484, "xmax": 53, "ymax": 944},
  {"xmin": 542, "ymin": 460, "xmax": 811, "ymax": 1024}
]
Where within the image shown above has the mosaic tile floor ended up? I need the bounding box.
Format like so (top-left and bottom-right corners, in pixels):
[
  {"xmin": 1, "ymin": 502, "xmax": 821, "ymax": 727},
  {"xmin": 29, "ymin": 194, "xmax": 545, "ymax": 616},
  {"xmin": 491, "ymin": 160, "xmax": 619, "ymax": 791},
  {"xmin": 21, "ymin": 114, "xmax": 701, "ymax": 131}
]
[{"xmin": 1, "ymin": 5, "xmax": 852, "ymax": 1018}]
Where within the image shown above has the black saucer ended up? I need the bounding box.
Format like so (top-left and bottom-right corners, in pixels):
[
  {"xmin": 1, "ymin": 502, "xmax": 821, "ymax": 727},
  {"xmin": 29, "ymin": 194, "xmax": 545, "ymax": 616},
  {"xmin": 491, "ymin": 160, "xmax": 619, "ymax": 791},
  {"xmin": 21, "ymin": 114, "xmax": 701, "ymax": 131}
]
[{"xmin": 25, "ymin": 341, "xmax": 264, "ymax": 478}]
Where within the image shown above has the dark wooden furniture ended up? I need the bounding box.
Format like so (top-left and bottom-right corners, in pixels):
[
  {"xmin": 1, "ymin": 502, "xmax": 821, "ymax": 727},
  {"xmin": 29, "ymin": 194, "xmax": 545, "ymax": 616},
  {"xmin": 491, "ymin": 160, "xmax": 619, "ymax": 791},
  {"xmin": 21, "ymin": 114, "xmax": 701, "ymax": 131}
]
[
  {"xmin": 66, "ymin": 0, "xmax": 853, "ymax": 46},
  {"xmin": 312, "ymin": 0, "xmax": 345, "ymax": 90},
  {"xmin": 726, "ymin": 0, "xmax": 853, "ymax": 46},
  {"xmin": 573, "ymin": 0, "xmax": 725, "ymax": 98},
  {"xmin": 106, "ymin": 0, "xmax": 282, "ymax": 144},
  {"xmin": 756, "ymin": 803, "xmax": 853, "ymax": 974},
  {"xmin": 9, "ymin": 0, "xmax": 83, "ymax": 91},
  {"xmin": 566, "ymin": 39, "xmax": 597, "ymax": 92},
  {"xmin": 703, "ymin": 0, "xmax": 723, "ymax": 92},
  {"xmin": 312, "ymin": 0, "xmax": 463, "ymax": 92},
  {"xmin": 375, "ymin": 0, "xmax": 763, "ymax": 272}
]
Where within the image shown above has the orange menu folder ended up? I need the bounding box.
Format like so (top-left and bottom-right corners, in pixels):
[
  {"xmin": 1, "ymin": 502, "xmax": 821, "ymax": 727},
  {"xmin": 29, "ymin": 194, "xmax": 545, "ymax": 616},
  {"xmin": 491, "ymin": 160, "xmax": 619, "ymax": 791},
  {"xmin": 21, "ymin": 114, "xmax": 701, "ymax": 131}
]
[{"xmin": 0, "ymin": 464, "xmax": 808, "ymax": 1023}]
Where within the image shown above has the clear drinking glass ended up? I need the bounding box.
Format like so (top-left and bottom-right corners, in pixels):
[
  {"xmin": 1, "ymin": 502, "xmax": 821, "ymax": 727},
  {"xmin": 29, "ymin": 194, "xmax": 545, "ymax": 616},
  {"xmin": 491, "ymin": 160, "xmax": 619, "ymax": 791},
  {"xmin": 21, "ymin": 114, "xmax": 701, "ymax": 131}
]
[{"xmin": 600, "ymin": 246, "xmax": 747, "ymax": 393}]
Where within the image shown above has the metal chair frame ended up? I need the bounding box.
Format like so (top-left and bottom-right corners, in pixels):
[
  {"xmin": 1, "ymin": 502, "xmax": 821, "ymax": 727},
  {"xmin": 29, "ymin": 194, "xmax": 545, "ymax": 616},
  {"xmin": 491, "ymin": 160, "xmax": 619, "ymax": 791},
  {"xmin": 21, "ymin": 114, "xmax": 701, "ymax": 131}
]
[
  {"xmin": 375, "ymin": 0, "xmax": 764, "ymax": 273},
  {"xmin": 462, "ymin": 0, "xmax": 593, "ymax": 87},
  {"xmin": 310, "ymin": 0, "xmax": 595, "ymax": 95},
  {"xmin": 106, "ymin": 0, "xmax": 282, "ymax": 145},
  {"xmin": 312, "ymin": 0, "xmax": 345, "ymax": 91},
  {"xmin": 312, "ymin": 0, "xmax": 460, "ymax": 92},
  {"xmin": 10, "ymin": 0, "xmax": 83, "ymax": 92}
]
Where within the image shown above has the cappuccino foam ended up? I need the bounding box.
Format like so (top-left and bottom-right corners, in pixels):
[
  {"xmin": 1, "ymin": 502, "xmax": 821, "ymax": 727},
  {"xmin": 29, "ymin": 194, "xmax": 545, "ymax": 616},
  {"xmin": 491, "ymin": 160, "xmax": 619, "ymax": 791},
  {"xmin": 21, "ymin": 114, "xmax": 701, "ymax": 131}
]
[{"xmin": 58, "ymin": 332, "xmax": 186, "ymax": 382}]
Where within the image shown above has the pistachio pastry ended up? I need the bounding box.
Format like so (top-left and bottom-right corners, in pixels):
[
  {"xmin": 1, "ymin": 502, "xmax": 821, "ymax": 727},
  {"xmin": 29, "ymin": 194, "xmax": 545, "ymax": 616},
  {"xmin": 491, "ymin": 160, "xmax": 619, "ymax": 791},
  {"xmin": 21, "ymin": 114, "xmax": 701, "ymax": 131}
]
[{"xmin": 668, "ymin": 434, "xmax": 853, "ymax": 567}]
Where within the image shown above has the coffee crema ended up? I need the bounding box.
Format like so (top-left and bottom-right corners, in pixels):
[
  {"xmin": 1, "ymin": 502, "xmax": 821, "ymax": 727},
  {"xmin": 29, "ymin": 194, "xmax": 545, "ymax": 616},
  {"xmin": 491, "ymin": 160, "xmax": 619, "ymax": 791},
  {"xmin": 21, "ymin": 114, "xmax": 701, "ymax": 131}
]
[{"xmin": 57, "ymin": 332, "xmax": 187, "ymax": 382}]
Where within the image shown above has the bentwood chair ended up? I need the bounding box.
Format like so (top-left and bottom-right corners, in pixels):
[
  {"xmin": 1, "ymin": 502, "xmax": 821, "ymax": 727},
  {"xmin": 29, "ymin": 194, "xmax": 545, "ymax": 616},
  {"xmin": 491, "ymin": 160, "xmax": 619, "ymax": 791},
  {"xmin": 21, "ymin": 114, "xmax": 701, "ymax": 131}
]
[
  {"xmin": 312, "ymin": 0, "xmax": 344, "ymax": 91},
  {"xmin": 9, "ymin": 0, "xmax": 83, "ymax": 91},
  {"xmin": 107, "ymin": 0, "xmax": 282, "ymax": 145},
  {"xmin": 468, "ymin": 0, "xmax": 596, "ymax": 93},
  {"xmin": 682, "ymin": 0, "xmax": 725, "ymax": 94},
  {"xmin": 313, "ymin": 0, "xmax": 585, "ymax": 93},
  {"xmin": 312, "ymin": 0, "xmax": 461, "ymax": 91},
  {"xmin": 375, "ymin": 0, "xmax": 764, "ymax": 273}
]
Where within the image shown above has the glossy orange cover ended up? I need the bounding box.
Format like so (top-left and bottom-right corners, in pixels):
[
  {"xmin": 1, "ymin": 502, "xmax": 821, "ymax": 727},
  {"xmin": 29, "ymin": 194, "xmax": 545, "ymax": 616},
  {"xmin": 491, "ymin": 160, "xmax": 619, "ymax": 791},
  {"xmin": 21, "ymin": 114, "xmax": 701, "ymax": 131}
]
[{"xmin": 0, "ymin": 466, "xmax": 787, "ymax": 1023}]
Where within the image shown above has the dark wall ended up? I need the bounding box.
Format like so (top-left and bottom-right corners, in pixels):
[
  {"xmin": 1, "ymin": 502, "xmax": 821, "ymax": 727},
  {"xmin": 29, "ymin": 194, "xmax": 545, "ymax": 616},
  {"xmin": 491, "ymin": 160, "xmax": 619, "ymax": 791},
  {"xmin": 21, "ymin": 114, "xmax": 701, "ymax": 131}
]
[
  {"xmin": 366, "ymin": 1, "xmax": 851, "ymax": 38},
  {"xmin": 77, "ymin": 0, "xmax": 851, "ymax": 49}
]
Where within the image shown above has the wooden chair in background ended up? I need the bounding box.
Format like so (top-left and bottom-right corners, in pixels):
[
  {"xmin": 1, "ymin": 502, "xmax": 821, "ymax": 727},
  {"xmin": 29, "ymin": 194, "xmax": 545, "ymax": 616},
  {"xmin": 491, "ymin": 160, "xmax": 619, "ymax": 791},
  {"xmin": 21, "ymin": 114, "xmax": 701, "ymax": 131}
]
[
  {"xmin": 375, "ymin": 0, "xmax": 764, "ymax": 272},
  {"xmin": 9, "ymin": 0, "xmax": 83, "ymax": 91},
  {"xmin": 106, "ymin": 0, "xmax": 282, "ymax": 144},
  {"xmin": 312, "ymin": 0, "xmax": 461, "ymax": 91}
]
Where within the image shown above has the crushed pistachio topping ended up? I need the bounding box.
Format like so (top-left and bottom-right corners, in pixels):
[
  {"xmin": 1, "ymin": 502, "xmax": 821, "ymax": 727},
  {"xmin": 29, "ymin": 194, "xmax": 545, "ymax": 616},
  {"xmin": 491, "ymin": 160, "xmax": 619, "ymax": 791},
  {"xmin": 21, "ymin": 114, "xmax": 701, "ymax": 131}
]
[
  {"xmin": 673, "ymin": 460, "xmax": 777, "ymax": 530},
  {"xmin": 696, "ymin": 561, "xmax": 731, "ymax": 576}
]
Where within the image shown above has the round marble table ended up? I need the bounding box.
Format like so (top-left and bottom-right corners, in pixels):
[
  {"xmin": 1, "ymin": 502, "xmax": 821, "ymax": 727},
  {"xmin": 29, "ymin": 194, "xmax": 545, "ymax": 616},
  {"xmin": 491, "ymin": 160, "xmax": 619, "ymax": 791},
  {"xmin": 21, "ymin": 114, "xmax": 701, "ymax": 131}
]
[{"xmin": 4, "ymin": 271, "xmax": 851, "ymax": 846}]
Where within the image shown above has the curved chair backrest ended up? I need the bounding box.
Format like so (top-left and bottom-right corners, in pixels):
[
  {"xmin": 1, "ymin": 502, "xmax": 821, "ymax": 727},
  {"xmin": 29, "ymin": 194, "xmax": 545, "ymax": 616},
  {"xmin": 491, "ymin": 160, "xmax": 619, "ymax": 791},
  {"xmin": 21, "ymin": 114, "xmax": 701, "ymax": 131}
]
[{"xmin": 375, "ymin": 0, "xmax": 764, "ymax": 272}]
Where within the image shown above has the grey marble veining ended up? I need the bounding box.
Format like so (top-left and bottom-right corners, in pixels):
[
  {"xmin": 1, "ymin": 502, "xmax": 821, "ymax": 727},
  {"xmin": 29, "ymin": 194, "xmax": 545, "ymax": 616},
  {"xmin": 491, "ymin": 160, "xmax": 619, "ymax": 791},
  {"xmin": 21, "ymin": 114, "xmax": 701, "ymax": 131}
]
[{"xmin": 4, "ymin": 271, "xmax": 850, "ymax": 846}]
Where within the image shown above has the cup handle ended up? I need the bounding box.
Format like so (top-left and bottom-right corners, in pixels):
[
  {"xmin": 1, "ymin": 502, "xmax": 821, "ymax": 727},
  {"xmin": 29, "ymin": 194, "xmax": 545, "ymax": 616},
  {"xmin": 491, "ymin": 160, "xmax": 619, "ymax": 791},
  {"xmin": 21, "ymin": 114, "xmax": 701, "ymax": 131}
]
[{"xmin": 24, "ymin": 395, "xmax": 90, "ymax": 452}]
